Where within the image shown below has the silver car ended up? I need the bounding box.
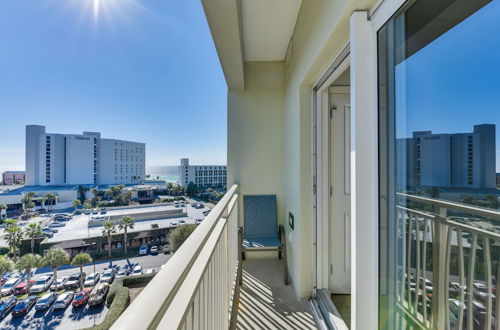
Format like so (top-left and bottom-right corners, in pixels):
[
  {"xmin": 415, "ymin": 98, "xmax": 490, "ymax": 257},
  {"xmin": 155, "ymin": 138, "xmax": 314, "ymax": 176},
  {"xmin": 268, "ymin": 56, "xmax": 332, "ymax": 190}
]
[
  {"xmin": 34, "ymin": 292, "xmax": 57, "ymax": 311},
  {"xmin": 1, "ymin": 278, "xmax": 20, "ymax": 296},
  {"xmin": 50, "ymin": 276, "xmax": 69, "ymax": 291},
  {"xmin": 53, "ymin": 292, "xmax": 74, "ymax": 310}
]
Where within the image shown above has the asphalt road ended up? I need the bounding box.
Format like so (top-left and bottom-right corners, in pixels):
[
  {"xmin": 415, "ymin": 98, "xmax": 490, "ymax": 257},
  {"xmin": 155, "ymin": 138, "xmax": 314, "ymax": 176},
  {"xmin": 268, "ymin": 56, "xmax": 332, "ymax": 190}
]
[{"xmin": 0, "ymin": 253, "xmax": 171, "ymax": 329}]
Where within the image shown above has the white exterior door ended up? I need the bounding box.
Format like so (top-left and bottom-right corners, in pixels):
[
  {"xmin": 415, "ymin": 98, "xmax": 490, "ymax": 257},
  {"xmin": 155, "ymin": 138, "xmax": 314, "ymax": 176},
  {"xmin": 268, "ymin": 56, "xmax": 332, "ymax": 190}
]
[{"xmin": 329, "ymin": 87, "xmax": 351, "ymax": 294}]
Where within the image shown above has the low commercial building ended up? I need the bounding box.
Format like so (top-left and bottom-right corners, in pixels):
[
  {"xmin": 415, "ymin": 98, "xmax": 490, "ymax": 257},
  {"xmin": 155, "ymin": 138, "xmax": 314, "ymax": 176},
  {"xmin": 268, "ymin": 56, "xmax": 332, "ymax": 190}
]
[
  {"xmin": 179, "ymin": 158, "xmax": 227, "ymax": 187},
  {"xmin": 0, "ymin": 185, "xmax": 78, "ymax": 214},
  {"xmin": 2, "ymin": 171, "xmax": 25, "ymax": 185}
]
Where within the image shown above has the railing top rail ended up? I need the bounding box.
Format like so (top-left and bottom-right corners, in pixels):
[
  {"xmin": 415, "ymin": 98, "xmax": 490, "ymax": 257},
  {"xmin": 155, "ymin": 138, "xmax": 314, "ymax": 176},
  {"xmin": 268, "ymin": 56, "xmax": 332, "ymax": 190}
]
[
  {"xmin": 111, "ymin": 184, "xmax": 239, "ymax": 330},
  {"xmin": 397, "ymin": 193, "xmax": 500, "ymax": 220}
]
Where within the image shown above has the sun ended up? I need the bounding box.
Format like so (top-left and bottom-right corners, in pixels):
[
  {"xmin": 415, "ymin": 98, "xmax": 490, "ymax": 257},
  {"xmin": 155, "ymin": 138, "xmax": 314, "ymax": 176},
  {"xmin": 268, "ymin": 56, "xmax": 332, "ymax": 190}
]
[{"xmin": 93, "ymin": 0, "xmax": 100, "ymax": 21}]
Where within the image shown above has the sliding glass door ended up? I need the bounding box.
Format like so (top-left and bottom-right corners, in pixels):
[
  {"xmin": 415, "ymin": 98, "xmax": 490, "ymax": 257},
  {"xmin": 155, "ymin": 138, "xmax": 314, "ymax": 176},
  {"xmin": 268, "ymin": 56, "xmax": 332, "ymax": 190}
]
[{"xmin": 378, "ymin": 0, "xmax": 499, "ymax": 328}]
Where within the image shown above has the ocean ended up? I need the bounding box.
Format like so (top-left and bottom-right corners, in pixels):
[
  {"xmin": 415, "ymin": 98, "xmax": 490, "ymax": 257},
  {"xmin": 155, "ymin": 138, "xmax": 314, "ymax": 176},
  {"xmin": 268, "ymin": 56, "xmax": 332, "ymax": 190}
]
[{"xmin": 146, "ymin": 166, "xmax": 179, "ymax": 183}]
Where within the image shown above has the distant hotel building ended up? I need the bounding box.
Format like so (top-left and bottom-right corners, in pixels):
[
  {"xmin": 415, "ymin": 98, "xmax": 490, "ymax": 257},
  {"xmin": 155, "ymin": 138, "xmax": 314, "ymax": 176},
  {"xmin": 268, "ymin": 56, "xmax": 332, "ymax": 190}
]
[
  {"xmin": 26, "ymin": 125, "xmax": 145, "ymax": 186},
  {"xmin": 2, "ymin": 171, "xmax": 25, "ymax": 185},
  {"xmin": 397, "ymin": 124, "xmax": 496, "ymax": 189},
  {"xmin": 179, "ymin": 158, "xmax": 227, "ymax": 187}
]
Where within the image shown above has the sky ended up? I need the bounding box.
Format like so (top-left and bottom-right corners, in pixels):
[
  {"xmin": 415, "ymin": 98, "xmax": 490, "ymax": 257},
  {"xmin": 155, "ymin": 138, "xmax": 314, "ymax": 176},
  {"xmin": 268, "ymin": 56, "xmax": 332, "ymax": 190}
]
[
  {"xmin": 396, "ymin": 0, "xmax": 500, "ymax": 172},
  {"xmin": 0, "ymin": 0, "xmax": 227, "ymax": 173}
]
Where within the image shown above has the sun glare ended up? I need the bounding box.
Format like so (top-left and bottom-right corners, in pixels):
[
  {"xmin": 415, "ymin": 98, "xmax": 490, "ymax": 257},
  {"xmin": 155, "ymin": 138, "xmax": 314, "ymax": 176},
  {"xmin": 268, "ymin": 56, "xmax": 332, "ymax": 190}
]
[{"xmin": 93, "ymin": 0, "xmax": 100, "ymax": 21}]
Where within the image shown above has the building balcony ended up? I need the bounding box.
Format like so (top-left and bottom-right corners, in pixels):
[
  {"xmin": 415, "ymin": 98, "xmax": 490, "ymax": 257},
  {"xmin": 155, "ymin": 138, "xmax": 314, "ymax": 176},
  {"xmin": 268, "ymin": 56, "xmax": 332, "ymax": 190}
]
[{"xmin": 110, "ymin": 184, "xmax": 500, "ymax": 329}]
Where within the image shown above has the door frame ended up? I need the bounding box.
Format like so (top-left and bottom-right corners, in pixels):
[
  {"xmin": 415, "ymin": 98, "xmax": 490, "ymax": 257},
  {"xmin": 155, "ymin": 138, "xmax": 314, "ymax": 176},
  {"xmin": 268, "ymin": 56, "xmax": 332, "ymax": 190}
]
[{"xmin": 312, "ymin": 45, "xmax": 350, "ymax": 293}]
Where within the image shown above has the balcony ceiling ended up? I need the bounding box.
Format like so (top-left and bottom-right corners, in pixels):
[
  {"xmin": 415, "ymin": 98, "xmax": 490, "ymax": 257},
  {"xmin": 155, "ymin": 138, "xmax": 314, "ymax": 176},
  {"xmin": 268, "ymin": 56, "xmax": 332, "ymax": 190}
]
[{"xmin": 241, "ymin": 0, "xmax": 302, "ymax": 61}]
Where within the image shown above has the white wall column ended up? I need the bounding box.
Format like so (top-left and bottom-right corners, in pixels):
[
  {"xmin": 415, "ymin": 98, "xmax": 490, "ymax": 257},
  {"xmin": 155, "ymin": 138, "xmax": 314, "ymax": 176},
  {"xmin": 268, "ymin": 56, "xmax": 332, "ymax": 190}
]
[{"xmin": 350, "ymin": 10, "xmax": 378, "ymax": 330}]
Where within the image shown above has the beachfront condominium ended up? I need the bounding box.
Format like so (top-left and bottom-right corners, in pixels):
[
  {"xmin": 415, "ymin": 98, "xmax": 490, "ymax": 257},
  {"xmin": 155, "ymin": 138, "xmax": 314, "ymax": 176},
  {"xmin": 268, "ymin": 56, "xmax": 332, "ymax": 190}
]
[
  {"xmin": 26, "ymin": 125, "xmax": 145, "ymax": 186},
  {"xmin": 179, "ymin": 158, "xmax": 226, "ymax": 187},
  {"xmin": 396, "ymin": 124, "xmax": 496, "ymax": 189}
]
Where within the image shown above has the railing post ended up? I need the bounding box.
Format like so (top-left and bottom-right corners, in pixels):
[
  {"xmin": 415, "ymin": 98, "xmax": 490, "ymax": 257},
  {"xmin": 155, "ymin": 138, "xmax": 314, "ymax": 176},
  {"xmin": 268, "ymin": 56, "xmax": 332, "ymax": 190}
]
[{"xmin": 432, "ymin": 207, "xmax": 447, "ymax": 330}]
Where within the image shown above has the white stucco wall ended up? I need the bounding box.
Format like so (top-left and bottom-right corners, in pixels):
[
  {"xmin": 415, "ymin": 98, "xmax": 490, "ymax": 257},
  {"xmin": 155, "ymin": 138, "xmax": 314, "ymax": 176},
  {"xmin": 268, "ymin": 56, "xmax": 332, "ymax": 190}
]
[{"xmin": 228, "ymin": 62, "xmax": 285, "ymax": 230}]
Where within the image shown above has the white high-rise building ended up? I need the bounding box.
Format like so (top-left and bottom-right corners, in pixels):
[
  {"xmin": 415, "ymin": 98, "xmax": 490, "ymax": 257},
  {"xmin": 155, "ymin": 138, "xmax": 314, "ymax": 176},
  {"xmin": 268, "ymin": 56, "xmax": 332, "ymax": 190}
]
[
  {"xmin": 25, "ymin": 125, "xmax": 145, "ymax": 186},
  {"xmin": 397, "ymin": 124, "xmax": 496, "ymax": 189},
  {"xmin": 179, "ymin": 158, "xmax": 227, "ymax": 187}
]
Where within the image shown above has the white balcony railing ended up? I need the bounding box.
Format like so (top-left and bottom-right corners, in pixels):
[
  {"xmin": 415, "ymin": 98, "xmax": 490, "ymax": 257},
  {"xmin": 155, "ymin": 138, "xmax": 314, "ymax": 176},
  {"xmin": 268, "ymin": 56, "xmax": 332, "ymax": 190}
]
[
  {"xmin": 396, "ymin": 193, "xmax": 500, "ymax": 330},
  {"xmin": 111, "ymin": 184, "xmax": 241, "ymax": 330}
]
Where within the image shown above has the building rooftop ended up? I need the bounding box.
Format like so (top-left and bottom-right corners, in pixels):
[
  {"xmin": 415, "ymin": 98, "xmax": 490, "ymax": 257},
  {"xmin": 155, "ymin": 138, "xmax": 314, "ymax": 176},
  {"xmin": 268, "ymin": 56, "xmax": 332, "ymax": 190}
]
[
  {"xmin": 0, "ymin": 185, "xmax": 78, "ymax": 196},
  {"xmin": 2, "ymin": 171, "xmax": 25, "ymax": 175}
]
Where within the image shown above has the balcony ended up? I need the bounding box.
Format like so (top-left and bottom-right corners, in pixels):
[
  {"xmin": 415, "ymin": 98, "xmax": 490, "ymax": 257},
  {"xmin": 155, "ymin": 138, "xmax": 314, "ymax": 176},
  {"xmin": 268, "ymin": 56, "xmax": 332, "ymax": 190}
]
[{"xmin": 111, "ymin": 185, "xmax": 317, "ymax": 329}]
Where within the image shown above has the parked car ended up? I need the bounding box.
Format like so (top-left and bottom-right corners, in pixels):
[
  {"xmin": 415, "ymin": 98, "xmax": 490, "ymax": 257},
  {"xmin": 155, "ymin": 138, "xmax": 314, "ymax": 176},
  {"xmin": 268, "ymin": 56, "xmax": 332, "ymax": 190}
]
[
  {"xmin": 144, "ymin": 269, "xmax": 156, "ymax": 275},
  {"xmin": 131, "ymin": 265, "xmax": 143, "ymax": 276},
  {"xmin": 163, "ymin": 246, "xmax": 172, "ymax": 254},
  {"xmin": 150, "ymin": 246, "xmax": 159, "ymax": 254},
  {"xmin": 14, "ymin": 280, "xmax": 35, "ymax": 295},
  {"xmin": 139, "ymin": 244, "xmax": 148, "ymax": 256},
  {"xmin": 0, "ymin": 296, "xmax": 17, "ymax": 318},
  {"xmin": 72, "ymin": 289, "xmax": 92, "ymax": 307},
  {"xmin": 202, "ymin": 210, "xmax": 210, "ymax": 216},
  {"xmin": 115, "ymin": 268, "xmax": 131, "ymax": 278},
  {"xmin": 101, "ymin": 269, "xmax": 115, "ymax": 284},
  {"xmin": 12, "ymin": 296, "xmax": 38, "ymax": 317},
  {"xmin": 1, "ymin": 278, "xmax": 20, "ymax": 296},
  {"xmin": 88, "ymin": 283, "xmax": 110, "ymax": 306},
  {"xmin": 171, "ymin": 222, "xmax": 178, "ymax": 227},
  {"xmin": 65, "ymin": 272, "xmax": 86, "ymax": 290},
  {"xmin": 92, "ymin": 210, "xmax": 99, "ymax": 215},
  {"xmin": 50, "ymin": 276, "xmax": 69, "ymax": 291},
  {"xmin": 34, "ymin": 292, "xmax": 58, "ymax": 311},
  {"xmin": 53, "ymin": 292, "xmax": 74, "ymax": 310},
  {"xmin": 178, "ymin": 219, "xmax": 186, "ymax": 224},
  {"xmin": 49, "ymin": 222, "xmax": 65, "ymax": 228},
  {"xmin": 84, "ymin": 272, "xmax": 101, "ymax": 287},
  {"xmin": 195, "ymin": 218, "xmax": 203, "ymax": 224},
  {"xmin": 30, "ymin": 275, "xmax": 54, "ymax": 294},
  {"xmin": 84, "ymin": 209, "xmax": 91, "ymax": 215}
]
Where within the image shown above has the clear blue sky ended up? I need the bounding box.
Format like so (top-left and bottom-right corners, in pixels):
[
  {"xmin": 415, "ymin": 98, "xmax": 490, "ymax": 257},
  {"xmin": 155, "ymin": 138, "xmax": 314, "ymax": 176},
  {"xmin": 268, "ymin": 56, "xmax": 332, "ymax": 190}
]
[
  {"xmin": 0, "ymin": 0, "xmax": 227, "ymax": 173},
  {"xmin": 396, "ymin": 0, "xmax": 500, "ymax": 172}
]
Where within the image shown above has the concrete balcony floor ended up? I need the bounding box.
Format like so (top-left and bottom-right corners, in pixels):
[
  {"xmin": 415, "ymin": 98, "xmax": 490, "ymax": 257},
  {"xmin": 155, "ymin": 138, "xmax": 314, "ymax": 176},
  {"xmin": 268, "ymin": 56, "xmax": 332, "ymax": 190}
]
[{"xmin": 236, "ymin": 259, "xmax": 317, "ymax": 330}]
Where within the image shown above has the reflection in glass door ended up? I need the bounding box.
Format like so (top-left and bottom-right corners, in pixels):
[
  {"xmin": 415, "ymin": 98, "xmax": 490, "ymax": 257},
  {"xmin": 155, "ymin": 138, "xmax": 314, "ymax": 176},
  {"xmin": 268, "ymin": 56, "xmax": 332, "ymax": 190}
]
[{"xmin": 378, "ymin": 0, "xmax": 500, "ymax": 328}]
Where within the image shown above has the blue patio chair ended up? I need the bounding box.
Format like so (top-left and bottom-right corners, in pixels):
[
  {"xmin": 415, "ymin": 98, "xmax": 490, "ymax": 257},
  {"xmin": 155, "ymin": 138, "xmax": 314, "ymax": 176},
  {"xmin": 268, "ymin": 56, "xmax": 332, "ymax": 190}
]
[{"xmin": 241, "ymin": 195, "xmax": 289, "ymax": 285}]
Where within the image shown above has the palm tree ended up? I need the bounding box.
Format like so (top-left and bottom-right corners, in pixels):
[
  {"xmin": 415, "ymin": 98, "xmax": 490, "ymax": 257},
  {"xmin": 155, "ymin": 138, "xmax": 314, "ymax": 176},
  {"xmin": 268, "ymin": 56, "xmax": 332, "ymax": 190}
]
[
  {"xmin": 21, "ymin": 192, "xmax": 36, "ymax": 219},
  {"xmin": 72, "ymin": 199, "xmax": 81, "ymax": 209},
  {"xmin": 0, "ymin": 203, "xmax": 6, "ymax": 219},
  {"xmin": 71, "ymin": 253, "xmax": 92, "ymax": 291},
  {"xmin": 43, "ymin": 193, "xmax": 56, "ymax": 211},
  {"xmin": 24, "ymin": 222, "xmax": 42, "ymax": 253},
  {"xmin": 43, "ymin": 248, "xmax": 70, "ymax": 291},
  {"xmin": 5, "ymin": 225, "xmax": 22, "ymax": 260},
  {"xmin": 0, "ymin": 256, "xmax": 14, "ymax": 277},
  {"xmin": 16, "ymin": 254, "xmax": 42, "ymax": 293},
  {"xmin": 3, "ymin": 219, "xmax": 17, "ymax": 229},
  {"xmin": 118, "ymin": 216, "xmax": 135, "ymax": 254},
  {"xmin": 102, "ymin": 221, "xmax": 117, "ymax": 257}
]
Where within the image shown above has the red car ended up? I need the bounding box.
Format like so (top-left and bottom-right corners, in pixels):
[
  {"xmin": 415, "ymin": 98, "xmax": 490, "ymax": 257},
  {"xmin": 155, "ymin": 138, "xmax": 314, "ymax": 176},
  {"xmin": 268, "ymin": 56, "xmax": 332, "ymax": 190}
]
[
  {"xmin": 72, "ymin": 289, "xmax": 92, "ymax": 307},
  {"xmin": 14, "ymin": 280, "xmax": 35, "ymax": 295}
]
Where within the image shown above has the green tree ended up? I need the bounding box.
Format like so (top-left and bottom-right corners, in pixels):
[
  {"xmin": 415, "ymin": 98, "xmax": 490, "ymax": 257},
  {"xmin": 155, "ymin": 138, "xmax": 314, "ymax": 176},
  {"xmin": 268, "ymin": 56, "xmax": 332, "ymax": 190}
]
[
  {"xmin": 71, "ymin": 253, "xmax": 92, "ymax": 291},
  {"xmin": 170, "ymin": 224, "xmax": 198, "ymax": 251},
  {"xmin": 24, "ymin": 222, "xmax": 42, "ymax": 253},
  {"xmin": 0, "ymin": 203, "xmax": 6, "ymax": 219},
  {"xmin": 21, "ymin": 192, "xmax": 36, "ymax": 219},
  {"xmin": 16, "ymin": 254, "xmax": 42, "ymax": 292},
  {"xmin": 43, "ymin": 248, "xmax": 70, "ymax": 291},
  {"xmin": 3, "ymin": 219, "xmax": 17, "ymax": 229},
  {"xmin": 5, "ymin": 225, "xmax": 22, "ymax": 260},
  {"xmin": 118, "ymin": 216, "xmax": 135, "ymax": 254},
  {"xmin": 43, "ymin": 193, "xmax": 56, "ymax": 211},
  {"xmin": 0, "ymin": 256, "xmax": 14, "ymax": 276},
  {"xmin": 83, "ymin": 201, "xmax": 91, "ymax": 210},
  {"xmin": 77, "ymin": 185, "xmax": 89, "ymax": 202},
  {"xmin": 72, "ymin": 199, "xmax": 81, "ymax": 209},
  {"xmin": 102, "ymin": 221, "xmax": 117, "ymax": 257}
]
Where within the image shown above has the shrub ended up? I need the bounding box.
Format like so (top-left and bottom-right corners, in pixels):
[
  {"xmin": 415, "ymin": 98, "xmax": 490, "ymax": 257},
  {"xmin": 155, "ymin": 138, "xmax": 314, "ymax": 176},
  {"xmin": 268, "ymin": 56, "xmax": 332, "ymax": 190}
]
[
  {"xmin": 170, "ymin": 224, "xmax": 197, "ymax": 251},
  {"xmin": 106, "ymin": 273, "xmax": 156, "ymax": 306}
]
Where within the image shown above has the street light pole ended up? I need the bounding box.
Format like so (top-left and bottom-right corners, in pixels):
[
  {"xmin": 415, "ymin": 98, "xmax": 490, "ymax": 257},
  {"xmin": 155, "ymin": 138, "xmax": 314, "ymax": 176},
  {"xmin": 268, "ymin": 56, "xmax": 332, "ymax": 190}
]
[{"xmin": 92, "ymin": 242, "xmax": 96, "ymax": 275}]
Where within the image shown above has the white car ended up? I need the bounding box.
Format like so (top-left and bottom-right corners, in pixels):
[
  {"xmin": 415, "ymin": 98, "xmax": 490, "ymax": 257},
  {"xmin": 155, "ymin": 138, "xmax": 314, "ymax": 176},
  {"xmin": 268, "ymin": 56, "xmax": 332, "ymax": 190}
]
[
  {"xmin": 139, "ymin": 244, "xmax": 148, "ymax": 256},
  {"xmin": 30, "ymin": 275, "xmax": 54, "ymax": 293},
  {"xmin": 50, "ymin": 276, "xmax": 69, "ymax": 291},
  {"xmin": 131, "ymin": 265, "xmax": 143, "ymax": 276},
  {"xmin": 53, "ymin": 292, "xmax": 74, "ymax": 310},
  {"xmin": 84, "ymin": 272, "xmax": 100, "ymax": 287},
  {"xmin": 1, "ymin": 278, "xmax": 20, "ymax": 296},
  {"xmin": 150, "ymin": 246, "xmax": 158, "ymax": 254},
  {"xmin": 171, "ymin": 222, "xmax": 178, "ymax": 227}
]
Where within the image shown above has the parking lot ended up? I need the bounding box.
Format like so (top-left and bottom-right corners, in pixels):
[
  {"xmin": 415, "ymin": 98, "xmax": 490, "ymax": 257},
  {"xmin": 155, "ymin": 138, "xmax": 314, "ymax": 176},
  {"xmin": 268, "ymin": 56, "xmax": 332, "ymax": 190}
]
[{"xmin": 0, "ymin": 253, "xmax": 171, "ymax": 329}]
